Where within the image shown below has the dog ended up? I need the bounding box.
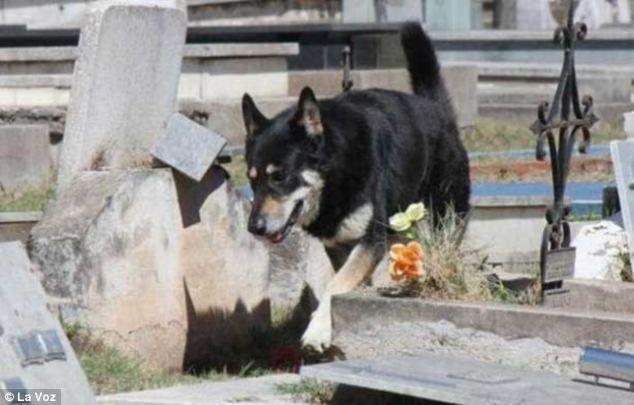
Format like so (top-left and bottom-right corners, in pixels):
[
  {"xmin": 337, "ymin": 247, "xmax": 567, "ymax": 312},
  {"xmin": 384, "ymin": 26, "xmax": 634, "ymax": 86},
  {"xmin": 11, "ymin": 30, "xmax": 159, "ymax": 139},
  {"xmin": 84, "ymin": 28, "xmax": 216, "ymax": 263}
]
[{"xmin": 241, "ymin": 22, "xmax": 470, "ymax": 352}]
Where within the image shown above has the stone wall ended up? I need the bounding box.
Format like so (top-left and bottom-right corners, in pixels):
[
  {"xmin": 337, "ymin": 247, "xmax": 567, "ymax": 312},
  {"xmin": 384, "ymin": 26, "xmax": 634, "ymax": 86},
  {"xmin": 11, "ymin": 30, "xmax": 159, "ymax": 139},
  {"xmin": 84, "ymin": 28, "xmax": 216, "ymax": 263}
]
[{"xmin": 0, "ymin": 0, "xmax": 341, "ymax": 29}]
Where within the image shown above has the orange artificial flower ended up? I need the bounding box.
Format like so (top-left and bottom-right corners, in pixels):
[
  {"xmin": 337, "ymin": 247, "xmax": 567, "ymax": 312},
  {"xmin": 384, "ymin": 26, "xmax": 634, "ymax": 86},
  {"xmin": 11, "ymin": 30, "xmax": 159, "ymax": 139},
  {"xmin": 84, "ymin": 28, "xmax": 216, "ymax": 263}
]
[{"xmin": 389, "ymin": 241, "xmax": 424, "ymax": 281}]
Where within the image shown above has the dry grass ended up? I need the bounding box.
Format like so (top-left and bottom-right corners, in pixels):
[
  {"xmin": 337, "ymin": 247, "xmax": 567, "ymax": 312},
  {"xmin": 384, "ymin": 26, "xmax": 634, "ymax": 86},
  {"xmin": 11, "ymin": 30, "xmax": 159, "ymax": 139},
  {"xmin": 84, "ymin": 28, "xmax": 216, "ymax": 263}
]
[{"xmin": 414, "ymin": 211, "xmax": 494, "ymax": 301}]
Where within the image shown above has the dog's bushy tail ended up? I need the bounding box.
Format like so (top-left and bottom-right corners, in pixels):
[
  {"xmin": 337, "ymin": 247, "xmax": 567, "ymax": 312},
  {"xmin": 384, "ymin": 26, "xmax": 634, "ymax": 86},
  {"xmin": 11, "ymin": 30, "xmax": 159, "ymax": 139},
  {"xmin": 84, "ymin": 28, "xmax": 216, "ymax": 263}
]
[{"xmin": 401, "ymin": 22, "xmax": 446, "ymax": 100}]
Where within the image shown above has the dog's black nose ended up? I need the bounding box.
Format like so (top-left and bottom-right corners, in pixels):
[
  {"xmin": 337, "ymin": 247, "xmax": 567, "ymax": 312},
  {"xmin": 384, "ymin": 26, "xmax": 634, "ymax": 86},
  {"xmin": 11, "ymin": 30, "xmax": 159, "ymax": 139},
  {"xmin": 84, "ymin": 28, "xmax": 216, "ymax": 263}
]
[{"xmin": 248, "ymin": 216, "xmax": 267, "ymax": 236}]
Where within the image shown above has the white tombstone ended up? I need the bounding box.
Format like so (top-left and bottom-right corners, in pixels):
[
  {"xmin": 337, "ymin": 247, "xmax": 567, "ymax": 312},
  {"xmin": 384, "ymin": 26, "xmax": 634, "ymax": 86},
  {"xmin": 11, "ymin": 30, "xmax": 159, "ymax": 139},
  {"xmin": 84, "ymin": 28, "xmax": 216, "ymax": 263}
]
[
  {"xmin": 57, "ymin": 0, "xmax": 187, "ymax": 188},
  {"xmin": 572, "ymin": 215, "xmax": 629, "ymax": 281}
]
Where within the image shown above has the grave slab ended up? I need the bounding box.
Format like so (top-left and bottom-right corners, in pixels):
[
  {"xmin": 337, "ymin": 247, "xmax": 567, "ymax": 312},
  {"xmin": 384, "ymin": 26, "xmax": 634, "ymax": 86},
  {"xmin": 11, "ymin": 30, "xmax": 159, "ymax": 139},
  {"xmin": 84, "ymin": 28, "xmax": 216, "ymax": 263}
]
[
  {"xmin": 151, "ymin": 113, "xmax": 226, "ymax": 181},
  {"xmin": 57, "ymin": 0, "xmax": 187, "ymax": 187},
  {"xmin": 301, "ymin": 354, "xmax": 634, "ymax": 404},
  {"xmin": 0, "ymin": 125, "xmax": 52, "ymax": 192},
  {"xmin": 0, "ymin": 241, "xmax": 95, "ymax": 405}
]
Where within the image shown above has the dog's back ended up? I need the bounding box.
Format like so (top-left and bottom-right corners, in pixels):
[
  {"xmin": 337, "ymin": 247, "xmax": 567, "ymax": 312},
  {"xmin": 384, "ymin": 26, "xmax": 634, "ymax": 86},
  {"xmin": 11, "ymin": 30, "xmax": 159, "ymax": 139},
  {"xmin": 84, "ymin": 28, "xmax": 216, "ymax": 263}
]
[{"xmin": 313, "ymin": 23, "xmax": 470, "ymax": 224}]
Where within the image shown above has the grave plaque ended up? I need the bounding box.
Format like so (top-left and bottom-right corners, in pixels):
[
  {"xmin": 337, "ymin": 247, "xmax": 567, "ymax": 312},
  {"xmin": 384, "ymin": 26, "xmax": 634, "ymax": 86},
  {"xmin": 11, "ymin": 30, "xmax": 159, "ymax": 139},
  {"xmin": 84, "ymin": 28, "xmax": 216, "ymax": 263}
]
[
  {"xmin": 543, "ymin": 247, "xmax": 576, "ymax": 284},
  {"xmin": 0, "ymin": 242, "xmax": 95, "ymax": 404}
]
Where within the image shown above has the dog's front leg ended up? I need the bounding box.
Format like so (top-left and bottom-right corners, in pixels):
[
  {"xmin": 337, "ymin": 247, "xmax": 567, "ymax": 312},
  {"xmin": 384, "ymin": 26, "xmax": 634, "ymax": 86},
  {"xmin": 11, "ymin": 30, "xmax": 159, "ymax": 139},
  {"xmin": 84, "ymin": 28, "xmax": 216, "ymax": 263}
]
[{"xmin": 301, "ymin": 243, "xmax": 381, "ymax": 352}]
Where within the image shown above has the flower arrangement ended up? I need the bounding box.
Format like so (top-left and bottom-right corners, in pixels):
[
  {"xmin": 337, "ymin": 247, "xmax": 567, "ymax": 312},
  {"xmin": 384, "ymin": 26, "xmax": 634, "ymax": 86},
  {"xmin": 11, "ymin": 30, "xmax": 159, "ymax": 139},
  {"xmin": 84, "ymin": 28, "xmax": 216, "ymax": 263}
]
[{"xmin": 385, "ymin": 202, "xmax": 493, "ymax": 300}]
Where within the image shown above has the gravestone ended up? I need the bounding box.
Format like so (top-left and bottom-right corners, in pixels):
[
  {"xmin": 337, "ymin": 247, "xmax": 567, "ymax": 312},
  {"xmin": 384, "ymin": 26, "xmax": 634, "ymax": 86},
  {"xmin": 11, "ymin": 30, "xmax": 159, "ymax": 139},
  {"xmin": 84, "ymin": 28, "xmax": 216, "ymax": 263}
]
[
  {"xmin": 57, "ymin": 0, "xmax": 187, "ymax": 188},
  {"xmin": 0, "ymin": 242, "xmax": 95, "ymax": 405},
  {"xmin": 0, "ymin": 125, "xmax": 52, "ymax": 192},
  {"xmin": 610, "ymin": 140, "xmax": 634, "ymax": 269},
  {"xmin": 30, "ymin": 0, "xmax": 271, "ymax": 371},
  {"xmin": 301, "ymin": 354, "xmax": 634, "ymax": 404}
]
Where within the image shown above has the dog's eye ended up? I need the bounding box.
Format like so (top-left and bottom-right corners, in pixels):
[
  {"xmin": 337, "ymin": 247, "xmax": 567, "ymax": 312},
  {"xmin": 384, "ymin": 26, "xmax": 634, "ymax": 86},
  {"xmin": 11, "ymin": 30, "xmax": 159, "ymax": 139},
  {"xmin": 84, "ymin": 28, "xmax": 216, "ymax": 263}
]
[{"xmin": 270, "ymin": 171, "xmax": 287, "ymax": 183}]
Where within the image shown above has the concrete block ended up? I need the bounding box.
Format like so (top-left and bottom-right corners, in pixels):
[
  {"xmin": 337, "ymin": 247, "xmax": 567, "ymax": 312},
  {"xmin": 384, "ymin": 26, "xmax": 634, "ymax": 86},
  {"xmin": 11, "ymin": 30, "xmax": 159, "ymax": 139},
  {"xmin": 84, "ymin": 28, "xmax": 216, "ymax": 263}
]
[
  {"xmin": 57, "ymin": 0, "xmax": 187, "ymax": 188},
  {"xmin": 333, "ymin": 291, "xmax": 634, "ymax": 351},
  {"xmin": 545, "ymin": 279, "xmax": 634, "ymax": 314},
  {"xmin": 30, "ymin": 169, "xmax": 188, "ymax": 370},
  {"xmin": 0, "ymin": 241, "xmax": 95, "ymax": 405},
  {"xmin": 174, "ymin": 166, "xmax": 270, "ymax": 370},
  {"xmin": 464, "ymin": 196, "xmax": 552, "ymax": 267},
  {"xmin": 0, "ymin": 125, "xmax": 52, "ymax": 192},
  {"xmin": 301, "ymin": 354, "xmax": 634, "ymax": 404},
  {"xmin": 152, "ymin": 113, "xmax": 226, "ymax": 181},
  {"xmin": 30, "ymin": 164, "xmax": 272, "ymax": 371}
]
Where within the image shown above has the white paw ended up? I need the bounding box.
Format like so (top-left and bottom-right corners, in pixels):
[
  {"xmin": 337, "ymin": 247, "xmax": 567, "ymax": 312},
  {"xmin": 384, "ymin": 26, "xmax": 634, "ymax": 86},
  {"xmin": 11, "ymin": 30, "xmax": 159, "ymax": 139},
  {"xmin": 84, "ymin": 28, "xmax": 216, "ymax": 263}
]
[{"xmin": 301, "ymin": 315, "xmax": 332, "ymax": 352}]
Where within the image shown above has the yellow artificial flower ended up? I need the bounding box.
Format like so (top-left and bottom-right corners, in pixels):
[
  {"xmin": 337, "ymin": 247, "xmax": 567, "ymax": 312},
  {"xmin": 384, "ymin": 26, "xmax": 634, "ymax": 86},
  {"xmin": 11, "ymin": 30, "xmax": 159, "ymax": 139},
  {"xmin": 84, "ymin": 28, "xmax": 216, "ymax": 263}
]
[
  {"xmin": 405, "ymin": 203, "xmax": 427, "ymax": 222},
  {"xmin": 389, "ymin": 212, "xmax": 411, "ymax": 232}
]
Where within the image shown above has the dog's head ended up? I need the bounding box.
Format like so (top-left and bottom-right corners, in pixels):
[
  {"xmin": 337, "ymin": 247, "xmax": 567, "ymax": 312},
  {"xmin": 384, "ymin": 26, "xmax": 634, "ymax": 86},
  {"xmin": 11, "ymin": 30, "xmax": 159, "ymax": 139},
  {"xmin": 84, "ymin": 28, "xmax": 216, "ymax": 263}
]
[{"xmin": 242, "ymin": 87, "xmax": 325, "ymax": 243}]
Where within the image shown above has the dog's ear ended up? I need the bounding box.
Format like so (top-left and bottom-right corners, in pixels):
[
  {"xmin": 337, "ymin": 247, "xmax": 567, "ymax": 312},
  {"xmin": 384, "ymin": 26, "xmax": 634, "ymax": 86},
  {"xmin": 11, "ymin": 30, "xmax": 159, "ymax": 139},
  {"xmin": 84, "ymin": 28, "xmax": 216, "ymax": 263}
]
[
  {"xmin": 297, "ymin": 87, "xmax": 323, "ymax": 137},
  {"xmin": 242, "ymin": 93, "xmax": 268, "ymax": 138}
]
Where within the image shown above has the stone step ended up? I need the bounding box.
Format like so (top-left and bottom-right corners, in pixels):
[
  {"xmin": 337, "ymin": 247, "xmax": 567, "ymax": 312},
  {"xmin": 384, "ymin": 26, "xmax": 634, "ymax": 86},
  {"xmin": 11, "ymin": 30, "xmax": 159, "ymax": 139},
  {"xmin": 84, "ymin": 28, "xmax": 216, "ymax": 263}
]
[{"xmin": 97, "ymin": 374, "xmax": 304, "ymax": 405}]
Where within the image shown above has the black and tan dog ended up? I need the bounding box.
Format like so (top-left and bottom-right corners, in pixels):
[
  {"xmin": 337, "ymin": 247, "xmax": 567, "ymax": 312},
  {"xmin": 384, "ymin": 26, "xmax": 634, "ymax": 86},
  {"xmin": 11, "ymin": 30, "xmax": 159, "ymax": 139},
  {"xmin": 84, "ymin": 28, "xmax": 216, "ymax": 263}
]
[{"xmin": 241, "ymin": 22, "xmax": 470, "ymax": 351}]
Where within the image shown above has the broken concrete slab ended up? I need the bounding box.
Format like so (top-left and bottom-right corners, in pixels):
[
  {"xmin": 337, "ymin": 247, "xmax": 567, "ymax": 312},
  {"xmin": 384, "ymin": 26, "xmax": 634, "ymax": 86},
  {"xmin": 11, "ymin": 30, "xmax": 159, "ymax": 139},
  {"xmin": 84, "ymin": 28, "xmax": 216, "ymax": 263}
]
[
  {"xmin": 0, "ymin": 241, "xmax": 95, "ymax": 405},
  {"xmin": 301, "ymin": 354, "xmax": 634, "ymax": 405},
  {"xmin": 0, "ymin": 124, "xmax": 52, "ymax": 192},
  {"xmin": 151, "ymin": 113, "xmax": 226, "ymax": 181},
  {"xmin": 30, "ymin": 169, "xmax": 188, "ymax": 370},
  {"xmin": 333, "ymin": 290, "xmax": 634, "ymax": 349},
  {"xmin": 97, "ymin": 374, "xmax": 302, "ymax": 405},
  {"xmin": 31, "ymin": 166, "xmax": 272, "ymax": 371},
  {"xmin": 57, "ymin": 0, "xmax": 187, "ymax": 187}
]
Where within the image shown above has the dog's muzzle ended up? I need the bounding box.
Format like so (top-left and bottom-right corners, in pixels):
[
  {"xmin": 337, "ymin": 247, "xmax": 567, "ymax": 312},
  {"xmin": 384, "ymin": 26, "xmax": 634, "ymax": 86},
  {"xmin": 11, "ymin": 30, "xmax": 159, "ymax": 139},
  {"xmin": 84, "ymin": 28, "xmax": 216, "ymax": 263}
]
[{"xmin": 248, "ymin": 200, "xmax": 304, "ymax": 244}]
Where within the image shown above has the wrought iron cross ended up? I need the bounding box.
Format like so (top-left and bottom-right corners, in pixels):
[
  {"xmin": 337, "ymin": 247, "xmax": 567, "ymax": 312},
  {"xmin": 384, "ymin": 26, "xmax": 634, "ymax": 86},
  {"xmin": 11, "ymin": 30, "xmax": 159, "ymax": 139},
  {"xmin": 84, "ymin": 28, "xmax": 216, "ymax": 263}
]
[{"xmin": 530, "ymin": 0, "xmax": 599, "ymax": 299}]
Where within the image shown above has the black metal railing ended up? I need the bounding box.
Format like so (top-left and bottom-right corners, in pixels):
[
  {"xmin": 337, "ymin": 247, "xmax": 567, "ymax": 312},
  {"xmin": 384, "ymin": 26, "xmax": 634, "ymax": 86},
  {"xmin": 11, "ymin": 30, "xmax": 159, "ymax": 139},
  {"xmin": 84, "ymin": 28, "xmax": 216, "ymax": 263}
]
[{"xmin": 530, "ymin": 0, "xmax": 599, "ymax": 300}]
